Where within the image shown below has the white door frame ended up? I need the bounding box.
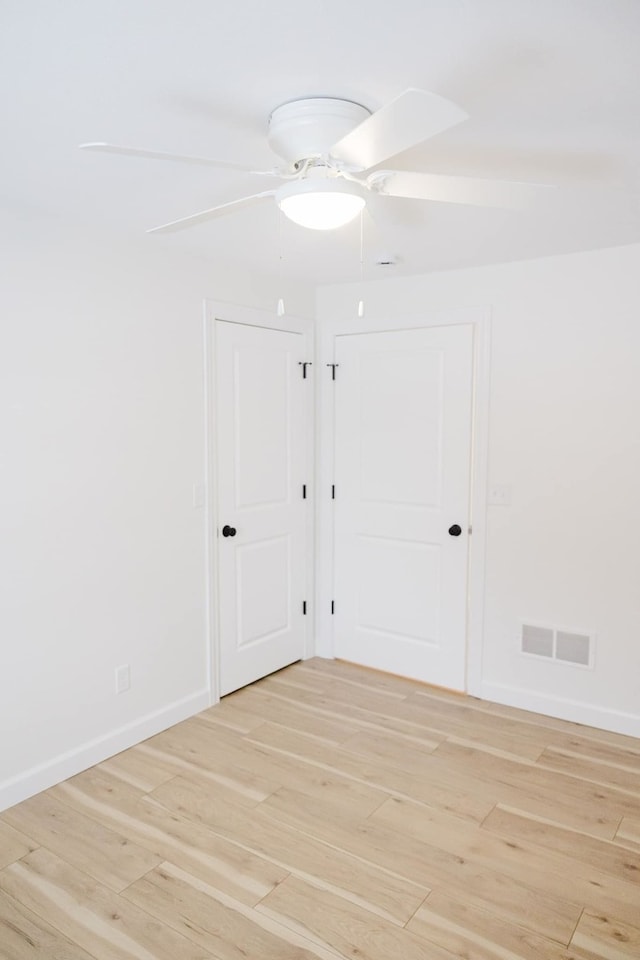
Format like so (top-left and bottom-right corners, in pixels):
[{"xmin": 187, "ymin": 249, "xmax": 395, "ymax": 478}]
[
  {"xmin": 204, "ymin": 300, "xmax": 315, "ymax": 706},
  {"xmin": 315, "ymin": 306, "xmax": 491, "ymax": 696}
]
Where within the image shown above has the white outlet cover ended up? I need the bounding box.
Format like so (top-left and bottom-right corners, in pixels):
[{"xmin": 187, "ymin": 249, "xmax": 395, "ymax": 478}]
[{"xmin": 115, "ymin": 664, "xmax": 131, "ymax": 694}]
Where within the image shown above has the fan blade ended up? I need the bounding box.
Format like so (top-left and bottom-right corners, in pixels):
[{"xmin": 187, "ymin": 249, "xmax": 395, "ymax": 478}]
[
  {"xmin": 329, "ymin": 89, "xmax": 468, "ymax": 171},
  {"xmin": 376, "ymin": 171, "xmax": 556, "ymax": 209},
  {"xmin": 79, "ymin": 142, "xmax": 277, "ymax": 176},
  {"xmin": 147, "ymin": 191, "xmax": 276, "ymax": 234}
]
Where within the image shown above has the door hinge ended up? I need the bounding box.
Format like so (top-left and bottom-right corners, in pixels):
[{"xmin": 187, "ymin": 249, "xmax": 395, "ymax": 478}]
[
  {"xmin": 298, "ymin": 361, "xmax": 312, "ymax": 379},
  {"xmin": 303, "ymin": 484, "xmax": 307, "ymax": 499},
  {"xmin": 331, "ymin": 484, "xmax": 335, "ymax": 500},
  {"xmin": 326, "ymin": 363, "xmax": 339, "ymax": 380},
  {"xmin": 331, "ymin": 600, "xmax": 335, "ymax": 615},
  {"xmin": 303, "ymin": 600, "xmax": 307, "ymax": 615}
]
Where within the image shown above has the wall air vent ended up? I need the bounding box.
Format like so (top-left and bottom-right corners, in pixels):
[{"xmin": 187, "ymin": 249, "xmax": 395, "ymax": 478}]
[
  {"xmin": 556, "ymin": 630, "xmax": 591, "ymax": 666},
  {"xmin": 521, "ymin": 623, "xmax": 594, "ymax": 668},
  {"xmin": 521, "ymin": 624, "xmax": 553, "ymax": 658}
]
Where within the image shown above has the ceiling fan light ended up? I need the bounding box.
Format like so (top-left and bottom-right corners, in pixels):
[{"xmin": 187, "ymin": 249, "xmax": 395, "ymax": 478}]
[{"xmin": 276, "ymin": 179, "xmax": 365, "ymax": 230}]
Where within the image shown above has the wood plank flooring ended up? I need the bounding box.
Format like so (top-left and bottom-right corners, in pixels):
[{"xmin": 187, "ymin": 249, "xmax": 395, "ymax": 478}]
[{"xmin": 1, "ymin": 658, "xmax": 639, "ymax": 959}]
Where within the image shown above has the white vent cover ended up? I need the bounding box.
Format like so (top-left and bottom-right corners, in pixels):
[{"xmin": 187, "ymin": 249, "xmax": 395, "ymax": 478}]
[
  {"xmin": 521, "ymin": 624, "xmax": 553, "ymax": 658},
  {"xmin": 521, "ymin": 623, "xmax": 593, "ymax": 668},
  {"xmin": 556, "ymin": 630, "xmax": 591, "ymax": 666}
]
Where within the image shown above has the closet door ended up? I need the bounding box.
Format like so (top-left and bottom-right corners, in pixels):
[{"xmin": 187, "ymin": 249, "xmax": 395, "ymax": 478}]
[
  {"xmin": 216, "ymin": 320, "xmax": 307, "ymax": 695},
  {"xmin": 333, "ymin": 324, "xmax": 473, "ymax": 690}
]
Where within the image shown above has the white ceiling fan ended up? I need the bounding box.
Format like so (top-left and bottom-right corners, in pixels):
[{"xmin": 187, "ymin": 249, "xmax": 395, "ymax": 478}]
[{"xmin": 80, "ymin": 88, "xmax": 554, "ymax": 233}]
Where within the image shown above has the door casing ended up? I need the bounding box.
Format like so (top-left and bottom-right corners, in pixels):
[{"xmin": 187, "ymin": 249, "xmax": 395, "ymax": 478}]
[
  {"xmin": 204, "ymin": 300, "xmax": 315, "ymax": 706},
  {"xmin": 315, "ymin": 306, "xmax": 490, "ymax": 696}
]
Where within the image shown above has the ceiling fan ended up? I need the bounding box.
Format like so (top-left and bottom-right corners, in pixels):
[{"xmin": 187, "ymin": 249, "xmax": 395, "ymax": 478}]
[{"xmin": 80, "ymin": 88, "xmax": 554, "ymax": 233}]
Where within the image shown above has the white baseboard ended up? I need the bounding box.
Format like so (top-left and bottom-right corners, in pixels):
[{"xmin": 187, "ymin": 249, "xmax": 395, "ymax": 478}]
[
  {"xmin": 0, "ymin": 689, "xmax": 210, "ymax": 813},
  {"xmin": 479, "ymin": 681, "xmax": 640, "ymax": 738}
]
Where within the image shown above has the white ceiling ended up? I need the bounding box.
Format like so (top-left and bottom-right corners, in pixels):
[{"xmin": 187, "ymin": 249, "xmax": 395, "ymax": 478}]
[{"xmin": 3, "ymin": 0, "xmax": 640, "ymax": 285}]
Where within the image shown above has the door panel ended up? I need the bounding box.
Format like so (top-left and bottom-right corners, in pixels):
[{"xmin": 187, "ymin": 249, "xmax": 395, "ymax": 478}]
[
  {"xmin": 334, "ymin": 325, "xmax": 473, "ymax": 690},
  {"xmin": 234, "ymin": 346, "xmax": 290, "ymax": 508},
  {"xmin": 358, "ymin": 348, "xmax": 444, "ymax": 506},
  {"xmin": 357, "ymin": 536, "xmax": 441, "ymax": 642},
  {"xmin": 235, "ymin": 535, "xmax": 291, "ymax": 647},
  {"xmin": 216, "ymin": 320, "xmax": 306, "ymax": 695}
]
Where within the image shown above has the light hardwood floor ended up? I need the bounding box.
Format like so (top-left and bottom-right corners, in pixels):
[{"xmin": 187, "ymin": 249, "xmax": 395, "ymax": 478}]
[{"xmin": 2, "ymin": 657, "xmax": 640, "ymax": 959}]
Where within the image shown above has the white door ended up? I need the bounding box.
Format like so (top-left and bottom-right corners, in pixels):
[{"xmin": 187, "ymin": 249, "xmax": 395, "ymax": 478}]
[
  {"xmin": 215, "ymin": 320, "xmax": 308, "ymax": 696},
  {"xmin": 333, "ymin": 324, "xmax": 473, "ymax": 690}
]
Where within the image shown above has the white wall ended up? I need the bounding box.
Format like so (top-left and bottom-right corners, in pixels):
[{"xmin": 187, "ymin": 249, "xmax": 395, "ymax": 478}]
[
  {"xmin": 317, "ymin": 243, "xmax": 640, "ymax": 736},
  {"xmin": 0, "ymin": 211, "xmax": 313, "ymax": 811},
  {"xmin": 3, "ymin": 219, "xmax": 638, "ymax": 815}
]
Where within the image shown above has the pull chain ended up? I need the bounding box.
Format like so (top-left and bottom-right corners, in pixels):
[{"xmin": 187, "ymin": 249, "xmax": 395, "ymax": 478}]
[
  {"xmin": 357, "ymin": 210, "xmax": 365, "ymax": 318},
  {"xmin": 277, "ymin": 208, "xmax": 285, "ymax": 317}
]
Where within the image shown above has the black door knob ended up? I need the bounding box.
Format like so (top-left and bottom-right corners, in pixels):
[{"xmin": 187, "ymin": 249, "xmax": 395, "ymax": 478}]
[
  {"xmin": 222, "ymin": 525, "xmax": 237, "ymax": 538},
  {"xmin": 448, "ymin": 524, "xmax": 462, "ymax": 537}
]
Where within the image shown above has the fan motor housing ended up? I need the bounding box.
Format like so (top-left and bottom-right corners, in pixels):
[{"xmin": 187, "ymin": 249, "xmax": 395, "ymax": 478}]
[{"xmin": 268, "ymin": 97, "xmax": 371, "ymax": 164}]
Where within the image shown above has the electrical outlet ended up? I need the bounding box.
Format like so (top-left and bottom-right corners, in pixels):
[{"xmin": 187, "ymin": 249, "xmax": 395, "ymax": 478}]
[
  {"xmin": 489, "ymin": 483, "xmax": 512, "ymax": 506},
  {"xmin": 115, "ymin": 664, "xmax": 130, "ymax": 694}
]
